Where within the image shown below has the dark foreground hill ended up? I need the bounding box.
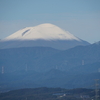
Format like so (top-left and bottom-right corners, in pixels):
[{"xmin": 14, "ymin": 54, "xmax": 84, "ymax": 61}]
[{"xmin": 0, "ymin": 87, "xmax": 99, "ymax": 100}]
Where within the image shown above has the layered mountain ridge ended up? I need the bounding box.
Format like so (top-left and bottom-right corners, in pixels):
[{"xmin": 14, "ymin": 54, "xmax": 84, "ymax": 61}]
[{"xmin": 0, "ymin": 42, "xmax": 100, "ymax": 91}]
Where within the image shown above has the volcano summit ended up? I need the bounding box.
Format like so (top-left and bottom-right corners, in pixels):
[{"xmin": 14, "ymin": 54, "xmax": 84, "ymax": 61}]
[{"xmin": 0, "ymin": 23, "xmax": 89, "ymax": 50}]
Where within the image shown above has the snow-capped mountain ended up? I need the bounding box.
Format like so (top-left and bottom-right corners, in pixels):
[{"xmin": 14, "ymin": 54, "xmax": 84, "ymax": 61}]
[
  {"xmin": 3, "ymin": 23, "xmax": 79, "ymax": 41},
  {"xmin": 0, "ymin": 23, "xmax": 90, "ymax": 50}
]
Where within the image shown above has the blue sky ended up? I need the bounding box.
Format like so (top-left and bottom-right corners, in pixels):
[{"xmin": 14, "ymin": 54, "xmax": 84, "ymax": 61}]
[{"xmin": 0, "ymin": 0, "xmax": 100, "ymax": 43}]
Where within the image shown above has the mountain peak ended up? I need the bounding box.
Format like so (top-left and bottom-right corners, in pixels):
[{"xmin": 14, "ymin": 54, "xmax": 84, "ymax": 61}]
[
  {"xmin": 3, "ymin": 23, "xmax": 80, "ymax": 41},
  {"xmin": 37, "ymin": 23, "xmax": 56, "ymax": 27}
]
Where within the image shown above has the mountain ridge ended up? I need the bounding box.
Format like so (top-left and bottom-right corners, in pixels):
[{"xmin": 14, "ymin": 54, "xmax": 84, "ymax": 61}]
[{"xmin": 0, "ymin": 42, "xmax": 100, "ymax": 91}]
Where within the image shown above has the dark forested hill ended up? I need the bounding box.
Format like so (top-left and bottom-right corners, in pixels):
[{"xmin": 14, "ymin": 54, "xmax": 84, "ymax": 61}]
[{"xmin": 0, "ymin": 87, "xmax": 98, "ymax": 100}]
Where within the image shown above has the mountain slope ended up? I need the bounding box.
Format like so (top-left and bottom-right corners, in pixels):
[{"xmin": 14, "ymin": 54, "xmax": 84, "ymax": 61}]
[
  {"xmin": 0, "ymin": 23, "xmax": 90, "ymax": 50},
  {"xmin": 3, "ymin": 23, "xmax": 79, "ymax": 41}
]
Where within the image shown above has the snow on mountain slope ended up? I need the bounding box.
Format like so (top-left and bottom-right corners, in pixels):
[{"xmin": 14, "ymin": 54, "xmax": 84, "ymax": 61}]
[
  {"xmin": 0, "ymin": 23, "xmax": 90, "ymax": 50},
  {"xmin": 3, "ymin": 23, "xmax": 80, "ymax": 41}
]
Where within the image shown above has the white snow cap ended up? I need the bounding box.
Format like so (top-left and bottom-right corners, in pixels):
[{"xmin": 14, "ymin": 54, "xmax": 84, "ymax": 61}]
[{"xmin": 4, "ymin": 23, "xmax": 80, "ymax": 41}]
